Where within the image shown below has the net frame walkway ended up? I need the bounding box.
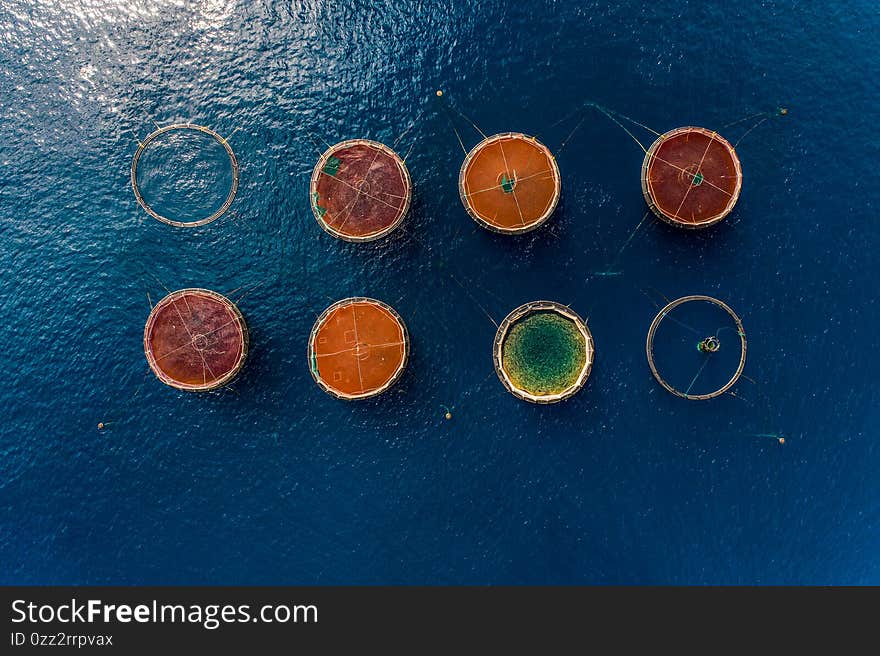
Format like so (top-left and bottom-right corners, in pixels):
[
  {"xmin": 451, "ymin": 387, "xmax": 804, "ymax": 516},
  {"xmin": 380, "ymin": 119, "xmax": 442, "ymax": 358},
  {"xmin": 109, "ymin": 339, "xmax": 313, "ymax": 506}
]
[
  {"xmin": 493, "ymin": 300, "xmax": 594, "ymax": 404},
  {"xmin": 131, "ymin": 123, "xmax": 239, "ymax": 228},
  {"xmin": 645, "ymin": 294, "xmax": 747, "ymax": 400},
  {"xmin": 459, "ymin": 132, "xmax": 561, "ymax": 235},
  {"xmin": 144, "ymin": 288, "xmax": 249, "ymax": 392}
]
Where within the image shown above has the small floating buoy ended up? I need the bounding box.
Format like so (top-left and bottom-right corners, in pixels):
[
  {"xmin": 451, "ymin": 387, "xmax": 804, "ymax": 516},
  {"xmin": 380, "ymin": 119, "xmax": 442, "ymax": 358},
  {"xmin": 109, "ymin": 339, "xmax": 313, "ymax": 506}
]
[
  {"xmin": 778, "ymin": 437, "xmax": 785, "ymax": 444},
  {"xmin": 436, "ymin": 90, "xmax": 443, "ymax": 97},
  {"xmin": 97, "ymin": 422, "xmax": 105, "ymax": 430},
  {"xmin": 697, "ymin": 336, "xmax": 721, "ymax": 353},
  {"xmin": 445, "ymin": 412, "xmax": 452, "ymax": 420},
  {"xmin": 779, "ymin": 107, "xmax": 788, "ymax": 116}
]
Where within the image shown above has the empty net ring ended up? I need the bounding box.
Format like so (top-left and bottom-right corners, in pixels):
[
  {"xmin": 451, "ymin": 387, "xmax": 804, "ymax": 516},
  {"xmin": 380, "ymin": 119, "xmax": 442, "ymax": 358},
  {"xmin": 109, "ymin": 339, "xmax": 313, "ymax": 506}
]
[
  {"xmin": 131, "ymin": 123, "xmax": 239, "ymax": 228},
  {"xmin": 645, "ymin": 295, "xmax": 746, "ymax": 400}
]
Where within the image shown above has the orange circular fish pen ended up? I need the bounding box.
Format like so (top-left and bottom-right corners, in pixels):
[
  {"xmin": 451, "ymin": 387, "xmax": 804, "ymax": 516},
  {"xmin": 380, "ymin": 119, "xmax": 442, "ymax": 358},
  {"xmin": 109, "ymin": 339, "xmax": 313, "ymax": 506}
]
[
  {"xmin": 493, "ymin": 301, "xmax": 594, "ymax": 404},
  {"xmin": 641, "ymin": 127, "xmax": 742, "ymax": 229},
  {"xmin": 310, "ymin": 139, "xmax": 412, "ymax": 242},
  {"xmin": 308, "ymin": 297, "xmax": 409, "ymax": 400},
  {"xmin": 144, "ymin": 289, "xmax": 249, "ymax": 391},
  {"xmin": 459, "ymin": 133, "xmax": 561, "ymax": 234}
]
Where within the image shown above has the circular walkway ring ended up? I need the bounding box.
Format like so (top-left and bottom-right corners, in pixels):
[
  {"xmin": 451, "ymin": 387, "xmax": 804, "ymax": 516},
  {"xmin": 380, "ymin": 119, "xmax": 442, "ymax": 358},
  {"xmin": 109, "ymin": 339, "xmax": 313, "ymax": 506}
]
[
  {"xmin": 645, "ymin": 295, "xmax": 746, "ymax": 400},
  {"xmin": 144, "ymin": 288, "xmax": 249, "ymax": 392},
  {"xmin": 131, "ymin": 123, "xmax": 239, "ymax": 228},
  {"xmin": 459, "ymin": 132, "xmax": 561, "ymax": 235},
  {"xmin": 308, "ymin": 297, "xmax": 410, "ymax": 400}
]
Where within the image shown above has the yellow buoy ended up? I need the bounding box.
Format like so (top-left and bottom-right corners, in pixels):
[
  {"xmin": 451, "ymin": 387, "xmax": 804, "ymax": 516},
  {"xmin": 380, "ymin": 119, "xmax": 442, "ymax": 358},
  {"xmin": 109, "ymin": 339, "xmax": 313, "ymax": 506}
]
[
  {"xmin": 445, "ymin": 412, "xmax": 452, "ymax": 420},
  {"xmin": 779, "ymin": 107, "xmax": 788, "ymax": 116},
  {"xmin": 778, "ymin": 437, "xmax": 785, "ymax": 444},
  {"xmin": 436, "ymin": 90, "xmax": 443, "ymax": 97},
  {"xmin": 97, "ymin": 422, "xmax": 105, "ymax": 430}
]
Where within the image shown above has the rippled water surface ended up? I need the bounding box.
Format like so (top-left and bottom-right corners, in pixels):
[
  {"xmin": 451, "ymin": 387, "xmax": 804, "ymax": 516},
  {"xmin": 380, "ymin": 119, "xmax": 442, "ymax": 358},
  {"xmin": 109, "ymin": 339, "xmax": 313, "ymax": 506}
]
[{"xmin": 1, "ymin": 0, "xmax": 878, "ymax": 584}]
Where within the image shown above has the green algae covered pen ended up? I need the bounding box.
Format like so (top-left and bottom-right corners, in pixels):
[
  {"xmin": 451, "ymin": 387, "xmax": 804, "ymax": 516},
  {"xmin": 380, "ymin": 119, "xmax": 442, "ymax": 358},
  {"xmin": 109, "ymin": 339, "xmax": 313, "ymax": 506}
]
[{"xmin": 493, "ymin": 301, "xmax": 594, "ymax": 404}]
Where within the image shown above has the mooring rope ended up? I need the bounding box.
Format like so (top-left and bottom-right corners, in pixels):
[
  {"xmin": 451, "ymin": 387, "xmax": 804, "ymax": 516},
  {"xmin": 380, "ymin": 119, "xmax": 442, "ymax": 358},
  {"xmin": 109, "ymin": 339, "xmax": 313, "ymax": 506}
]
[
  {"xmin": 397, "ymin": 221, "xmax": 500, "ymax": 329},
  {"xmin": 592, "ymin": 210, "xmax": 653, "ymax": 277},
  {"xmin": 434, "ymin": 90, "xmax": 487, "ymax": 154},
  {"xmin": 392, "ymin": 107, "xmax": 426, "ymax": 150}
]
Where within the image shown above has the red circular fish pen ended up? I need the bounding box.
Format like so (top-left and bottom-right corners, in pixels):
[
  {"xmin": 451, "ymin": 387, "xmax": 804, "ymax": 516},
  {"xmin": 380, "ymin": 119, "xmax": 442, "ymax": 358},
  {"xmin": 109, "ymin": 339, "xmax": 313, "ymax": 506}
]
[
  {"xmin": 310, "ymin": 139, "xmax": 412, "ymax": 242},
  {"xmin": 459, "ymin": 133, "xmax": 561, "ymax": 234},
  {"xmin": 308, "ymin": 297, "xmax": 409, "ymax": 400},
  {"xmin": 641, "ymin": 127, "xmax": 742, "ymax": 229},
  {"xmin": 144, "ymin": 289, "xmax": 248, "ymax": 391}
]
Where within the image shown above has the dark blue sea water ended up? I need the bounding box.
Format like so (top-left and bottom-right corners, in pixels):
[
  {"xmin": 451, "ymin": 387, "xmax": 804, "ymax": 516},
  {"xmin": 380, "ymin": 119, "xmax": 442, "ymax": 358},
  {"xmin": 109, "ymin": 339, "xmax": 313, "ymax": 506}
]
[{"xmin": 1, "ymin": 0, "xmax": 878, "ymax": 584}]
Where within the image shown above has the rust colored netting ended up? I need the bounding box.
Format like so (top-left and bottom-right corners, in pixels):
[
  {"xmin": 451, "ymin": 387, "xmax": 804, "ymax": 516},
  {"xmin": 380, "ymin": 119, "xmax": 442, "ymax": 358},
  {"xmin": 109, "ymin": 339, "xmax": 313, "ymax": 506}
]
[
  {"xmin": 459, "ymin": 133, "xmax": 561, "ymax": 234},
  {"xmin": 308, "ymin": 297, "xmax": 409, "ymax": 399},
  {"xmin": 641, "ymin": 127, "xmax": 742, "ymax": 228},
  {"xmin": 144, "ymin": 289, "xmax": 248, "ymax": 391},
  {"xmin": 310, "ymin": 140, "xmax": 411, "ymax": 242}
]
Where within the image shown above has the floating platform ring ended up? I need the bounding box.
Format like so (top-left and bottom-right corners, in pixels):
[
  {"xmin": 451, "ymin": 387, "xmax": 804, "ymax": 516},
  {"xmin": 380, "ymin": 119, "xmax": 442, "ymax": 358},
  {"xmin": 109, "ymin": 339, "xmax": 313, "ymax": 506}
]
[
  {"xmin": 641, "ymin": 127, "xmax": 742, "ymax": 229},
  {"xmin": 494, "ymin": 301, "xmax": 593, "ymax": 404},
  {"xmin": 144, "ymin": 288, "xmax": 249, "ymax": 392},
  {"xmin": 459, "ymin": 133, "xmax": 561, "ymax": 235},
  {"xmin": 131, "ymin": 123, "xmax": 239, "ymax": 228},
  {"xmin": 310, "ymin": 139, "xmax": 412, "ymax": 242},
  {"xmin": 645, "ymin": 295, "xmax": 746, "ymax": 401},
  {"xmin": 308, "ymin": 297, "xmax": 409, "ymax": 399}
]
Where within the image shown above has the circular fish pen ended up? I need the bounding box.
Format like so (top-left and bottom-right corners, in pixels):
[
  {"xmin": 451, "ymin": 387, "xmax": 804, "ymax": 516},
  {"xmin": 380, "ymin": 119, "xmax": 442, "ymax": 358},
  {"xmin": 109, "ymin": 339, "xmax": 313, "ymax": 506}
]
[
  {"xmin": 144, "ymin": 288, "xmax": 249, "ymax": 391},
  {"xmin": 310, "ymin": 139, "xmax": 412, "ymax": 242},
  {"xmin": 459, "ymin": 133, "xmax": 561, "ymax": 234},
  {"xmin": 308, "ymin": 297, "xmax": 409, "ymax": 399},
  {"xmin": 645, "ymin": 295, "xmax": 746, "ymax": 400},
  {"xmin": 131, "ymin": 123, "xmax": 239, "ymax": 228},
  {"xmin": 494, "ymin": 301, "xmax": 593, "ymax": 404},
  {"xmin": 641, "ymin": 127, "xmax": 742, "ymax": 229}
]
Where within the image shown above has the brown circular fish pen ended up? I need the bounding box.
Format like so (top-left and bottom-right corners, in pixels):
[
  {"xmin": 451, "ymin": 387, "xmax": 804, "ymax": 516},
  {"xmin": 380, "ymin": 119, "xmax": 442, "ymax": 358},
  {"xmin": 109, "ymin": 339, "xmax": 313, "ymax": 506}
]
[
  {"xmin": 641, "ymin": 127, "xmax": 742, "ymax": 229},
  {"xmin": 459, "ymin": 133, "xmax": 561, "ymax": 234},
  {"xmin": 493, "ymin": 301, "xmax": 594, "ymax": 404},
  {"xmin": 310, "ymin": 139, "xmax": 412, "ymax": 242},
  {"xmin": 645, "ymin": 295, "xmax": 747, "ymax": 400},
  {"xmin": 144, "ymin": 288, "xmax": 249, "ymax": 391},
  {"xmin": 308, "ymin": 297, "xmax": 409, "ymax": 400},
  {"xmin": 131, "ymin": 123, "xmax": 239, "ymax": 228}
]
